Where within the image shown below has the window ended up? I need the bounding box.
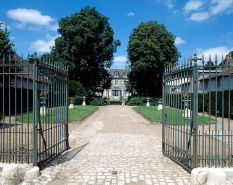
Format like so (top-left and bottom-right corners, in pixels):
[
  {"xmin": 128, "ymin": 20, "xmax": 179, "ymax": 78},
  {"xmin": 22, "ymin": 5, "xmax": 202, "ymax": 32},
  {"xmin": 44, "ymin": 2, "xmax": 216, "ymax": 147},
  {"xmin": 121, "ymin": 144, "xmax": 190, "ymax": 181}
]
[
  {"xmin": 114, "ymin": 71, "xmax": 119, "ymax": 77},
  {"xmin": 112, "ymin": 90, "xmax": 121, "ymax": 96},
  {"xmin": 114, "ymin": 80, "xmax": 119, "ymax": 86},
  {"xmin": 217, "ymin": 79, "xmax": 221, "ymax": 88},
  {"xmin": 122, "ymin": 80, "xmax": 126, "ymax": 86},
  {"xmin": 205, "ymin": 81, "xmax": 208, "ymax": 89},
  {"xmin": 123, "ymin": 72, "xmax": 127, "ymax": 77}
]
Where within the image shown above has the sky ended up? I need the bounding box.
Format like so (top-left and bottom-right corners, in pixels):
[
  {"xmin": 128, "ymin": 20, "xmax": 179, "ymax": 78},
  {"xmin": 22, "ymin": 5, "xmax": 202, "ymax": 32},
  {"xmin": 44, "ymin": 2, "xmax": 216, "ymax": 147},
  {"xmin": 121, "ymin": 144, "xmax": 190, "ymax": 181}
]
[{"xmin": 0, "ymin": 0, "xmax": 233, "ymax": 68}]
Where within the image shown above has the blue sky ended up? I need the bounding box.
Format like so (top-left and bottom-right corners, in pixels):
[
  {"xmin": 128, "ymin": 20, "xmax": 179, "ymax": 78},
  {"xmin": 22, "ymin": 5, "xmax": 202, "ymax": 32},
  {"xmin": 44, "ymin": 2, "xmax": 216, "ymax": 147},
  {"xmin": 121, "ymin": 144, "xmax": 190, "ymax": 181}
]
[{"xmin": 0, "ymin": 0, "xmax": 233, "ymax": 67}]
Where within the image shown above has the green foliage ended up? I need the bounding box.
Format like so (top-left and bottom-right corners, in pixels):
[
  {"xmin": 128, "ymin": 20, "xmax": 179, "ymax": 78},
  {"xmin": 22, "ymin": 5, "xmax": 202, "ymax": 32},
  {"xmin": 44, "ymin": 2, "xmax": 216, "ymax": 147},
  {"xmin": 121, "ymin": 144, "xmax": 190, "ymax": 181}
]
[
  {"xmin": 166, "ymin": 90, "xmax": 233, "ymax": 117},
  {"xmin": 0, "ymin": 22, "xmax": 16, "ymax": 85},
  {"xmin": 204, "ymin": 60, "xmax": 215, "ymax": 70},
  {"xmin": 207, "ymin": 90, "xmax": 233, "ymax": 116},
  {"xmin": 126, "ymin": 21, "xmax": 181, "ymax": 96},
  {"xmin": 90, "ymin": 98, "xmax": 106, "ymax": 106},
  {"xmin": 91, "ymin": 98, "xmax": 107, "ymax": 106},
  {"xmin": 70, "ymin": 96, "xmax": 83, "ymax": 105},
  {"xmin": 69, "ymin": 80, "xmax": 87, "ymax": 97},
  {"xmin": 126, "ymin": 96, "xmax": 160, "ymax": 106},
  {"xmin": 52, "ymin": 6, "xmax": 120, "ymax": 92},
  {"xmin": 0, "ymin": 22, "xmax": 15, "ymax": 59}
]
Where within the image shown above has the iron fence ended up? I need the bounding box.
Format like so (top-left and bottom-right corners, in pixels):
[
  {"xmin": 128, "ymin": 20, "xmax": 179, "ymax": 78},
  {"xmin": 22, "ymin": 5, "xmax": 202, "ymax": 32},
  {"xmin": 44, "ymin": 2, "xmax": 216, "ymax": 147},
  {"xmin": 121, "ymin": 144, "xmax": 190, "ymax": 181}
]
[
  {"xmin": 0, "ymin": 52, "xmax": 69, "ymax": 168},
  {"xmin": 162, "ymin": 53, "xmax": 233, "ymax": 172}
]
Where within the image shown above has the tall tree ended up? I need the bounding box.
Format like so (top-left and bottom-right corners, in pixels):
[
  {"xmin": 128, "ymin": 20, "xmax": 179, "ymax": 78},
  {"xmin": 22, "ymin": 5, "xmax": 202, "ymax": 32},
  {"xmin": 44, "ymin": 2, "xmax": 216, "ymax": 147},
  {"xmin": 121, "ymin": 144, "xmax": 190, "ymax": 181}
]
[
  {"xmin": 51, "ymin": 6, "xmax": 120, "ymax": 92},
  {"xmin": 0, "ymin": 22, "xmax": 15, "ymax": 60},
  {"xmin": 0, "ymin": 22, "xmax": 16, "ymax": 86},
  {"xmin": 127, "ymin": 21, "xmax": 181, "ymax": 96}
]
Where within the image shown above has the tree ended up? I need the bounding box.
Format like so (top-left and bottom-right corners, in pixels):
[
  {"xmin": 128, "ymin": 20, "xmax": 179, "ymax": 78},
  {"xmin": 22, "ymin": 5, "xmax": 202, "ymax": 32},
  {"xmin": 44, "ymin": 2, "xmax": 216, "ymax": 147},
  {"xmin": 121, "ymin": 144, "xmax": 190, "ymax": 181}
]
[
  {"xmin": 51, "ymin": 6, "xmax": 120, "ymax": 92},
  {"xmin": 0, "ymin": 22, "xmax": 15, "ymax": 61},
  {"xmin": 127, "ymin": 21, "xmax": 181, "ymax": 96},
  {"xmin": 203, "ymin": 60, "xmax": 215, "ymax": 70},
  {"xmin": 69, "ymin": 80, "xmax": 87, "ymax": 97}
]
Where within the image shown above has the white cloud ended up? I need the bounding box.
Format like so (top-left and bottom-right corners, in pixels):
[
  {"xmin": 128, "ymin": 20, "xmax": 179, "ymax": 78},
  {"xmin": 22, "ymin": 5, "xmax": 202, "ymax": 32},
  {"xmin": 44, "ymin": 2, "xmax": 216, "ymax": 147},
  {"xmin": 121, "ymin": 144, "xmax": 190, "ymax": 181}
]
[
  {"xmin": 175, "ymin": 37, "xmax": 186, "ymax": 45},
  {"xmin": 186, "ymin": 0, "xmax": 233, "ymax": 22},
  {"xmin": 183, "ymin": 1, "xmax": 203, "ymax": 12},
  {"xmin": 127, "ymin": 12, "xmax": 135, "ymax": 16},
  {"xmin": 164, "ymin": 0, "xmax": 175, "ymax": 9},
  {"xmin": 7, "ymin": 9, "xmax": 54, "ymax": 25},
  {"xmin": 30, "ymin": 34, "xmax": 59, "ymax": 52},
  {"xmin": 155, "ymin": 0, "xmax": 175, "ymax": 9},
  {"xmin": 196, "ymin": 46, "xmax": 233, "ymax": 64},
  {"xmin": 173, "ymin": 10, "xmax": 180, "ymax": 14},
  {"xmin": 7, "ymin": 9, "xmax": 57, "ymax": 31},
  {"xmin": 210, "ymin": 0, "xmax": 233, "ymax": 15},
  {"xmin": 188, "ymin": 12, "xmax": 210, "ymax": 21},
  {"xmin": 113, "ymin": 56, "xmax": 127, "ymax": 67},
  {"xmin": 50, "ymin": 23, "xmax": 59, "ymax": 31}
]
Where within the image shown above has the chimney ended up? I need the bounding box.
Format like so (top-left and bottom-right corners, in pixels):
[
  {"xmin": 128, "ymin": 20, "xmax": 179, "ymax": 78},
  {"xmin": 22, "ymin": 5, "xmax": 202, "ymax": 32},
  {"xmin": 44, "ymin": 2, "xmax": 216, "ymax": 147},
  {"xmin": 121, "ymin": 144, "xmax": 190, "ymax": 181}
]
[{"xmin": 230, "ymin": 51, "xmax": 232, "ymax": 59}]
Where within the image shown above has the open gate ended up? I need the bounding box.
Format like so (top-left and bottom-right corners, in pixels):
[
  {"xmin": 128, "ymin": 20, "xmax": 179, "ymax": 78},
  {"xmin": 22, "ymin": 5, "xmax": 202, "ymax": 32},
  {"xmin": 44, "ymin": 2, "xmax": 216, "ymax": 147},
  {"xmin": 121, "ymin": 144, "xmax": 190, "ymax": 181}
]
[
  {"xmin": 162, "ymin": 53, "xmax": 233, "ymax": 172},
  {"xmin": 0, "ymin": 52, "xmax": 69, "ymax": 168}
]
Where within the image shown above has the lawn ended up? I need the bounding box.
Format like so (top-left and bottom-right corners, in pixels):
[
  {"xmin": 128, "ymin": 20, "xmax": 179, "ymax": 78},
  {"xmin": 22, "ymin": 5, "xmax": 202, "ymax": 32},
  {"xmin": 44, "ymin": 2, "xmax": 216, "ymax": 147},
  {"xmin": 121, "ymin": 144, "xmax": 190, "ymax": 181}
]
[
  {"xmin": 16, "ymin": 105, "xmax": 99, "ymax": 123},
  {"xmin": 134, "ymin": 106, "xmax": 215, "ymax": 125}
]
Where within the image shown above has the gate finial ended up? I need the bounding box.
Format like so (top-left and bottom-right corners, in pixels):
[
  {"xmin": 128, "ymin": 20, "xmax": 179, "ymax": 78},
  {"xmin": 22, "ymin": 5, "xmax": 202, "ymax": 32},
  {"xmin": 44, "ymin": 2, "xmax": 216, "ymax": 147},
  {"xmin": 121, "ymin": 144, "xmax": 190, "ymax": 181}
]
[{"xmin": 192, "ymin": 53, "xmax": 202, "ymax": 65}]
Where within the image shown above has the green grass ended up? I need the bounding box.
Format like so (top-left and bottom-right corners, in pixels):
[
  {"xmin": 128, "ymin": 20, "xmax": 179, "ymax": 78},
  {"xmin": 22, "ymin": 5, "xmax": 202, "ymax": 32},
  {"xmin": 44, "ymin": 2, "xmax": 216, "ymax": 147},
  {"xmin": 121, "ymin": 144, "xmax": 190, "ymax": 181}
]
[
  {"xmin": 16, "ymin": 105, "xmax": 99, "ymax": 123},
  {"xmin": 134, "ymin": 106, "xmax": 215, "ymax": 125}
]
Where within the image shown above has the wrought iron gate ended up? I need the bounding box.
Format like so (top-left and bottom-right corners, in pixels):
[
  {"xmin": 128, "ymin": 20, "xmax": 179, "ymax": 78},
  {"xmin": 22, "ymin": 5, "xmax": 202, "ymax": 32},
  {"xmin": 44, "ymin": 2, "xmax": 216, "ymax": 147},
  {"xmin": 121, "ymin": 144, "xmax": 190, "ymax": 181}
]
[
  {"xmin": 162, "ymin": 53, "xmax": 233, "ymax": 172},
  {"xmin": 0, "ymin": 52, "xmax": 69, "ymax": 168}
]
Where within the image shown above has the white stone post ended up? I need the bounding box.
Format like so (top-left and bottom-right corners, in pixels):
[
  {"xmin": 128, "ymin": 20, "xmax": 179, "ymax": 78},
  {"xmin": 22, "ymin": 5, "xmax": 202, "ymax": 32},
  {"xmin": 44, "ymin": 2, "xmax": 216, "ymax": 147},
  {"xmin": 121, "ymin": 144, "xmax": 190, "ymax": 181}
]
[
  {"xmin": 2, "ymin": 164, "xmax": 20, "ymax": 185},
  {"xmin": 82, "ymin": 97, "xmax": 86, "ymax": 106}
]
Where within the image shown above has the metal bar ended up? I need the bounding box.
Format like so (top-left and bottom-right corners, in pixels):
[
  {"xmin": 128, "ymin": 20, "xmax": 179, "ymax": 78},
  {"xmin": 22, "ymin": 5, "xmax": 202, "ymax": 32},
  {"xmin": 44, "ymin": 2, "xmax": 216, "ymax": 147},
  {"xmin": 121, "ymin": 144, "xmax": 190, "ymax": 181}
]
[{"xmin": 192, "ymin": 57, "xmax": 198, "ymax": 168}]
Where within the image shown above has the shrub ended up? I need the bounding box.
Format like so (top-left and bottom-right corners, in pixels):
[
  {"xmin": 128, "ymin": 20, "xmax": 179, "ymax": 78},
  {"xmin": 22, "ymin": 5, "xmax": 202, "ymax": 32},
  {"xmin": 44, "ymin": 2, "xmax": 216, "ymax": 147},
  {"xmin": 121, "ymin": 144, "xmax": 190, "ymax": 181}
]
[
  {"xmin": 90, "ymin": 98, "xmax": 106, "ymax": 106},
  {"xmin": 69, "ymin": 96, "xmax": 83, "ymax": 105},
  {"xmin": 126, "ymin": 97, "xmax": 160, "ymax": 106},
  {"xmin": 69, "ymin": 80, "xmax": 87, "ymax": 97},
  {"xmin": 164, "ymin": 90, "xmax": 233, "ymax": 117}
]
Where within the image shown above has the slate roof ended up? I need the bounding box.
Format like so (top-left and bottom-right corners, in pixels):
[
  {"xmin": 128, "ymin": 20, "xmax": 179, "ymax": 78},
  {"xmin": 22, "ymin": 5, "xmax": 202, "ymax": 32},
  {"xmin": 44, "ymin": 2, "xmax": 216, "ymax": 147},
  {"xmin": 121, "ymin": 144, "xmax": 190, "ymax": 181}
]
[{"xmin": 107, "ymin": 68, "xmax": 128, "ymax": 78}]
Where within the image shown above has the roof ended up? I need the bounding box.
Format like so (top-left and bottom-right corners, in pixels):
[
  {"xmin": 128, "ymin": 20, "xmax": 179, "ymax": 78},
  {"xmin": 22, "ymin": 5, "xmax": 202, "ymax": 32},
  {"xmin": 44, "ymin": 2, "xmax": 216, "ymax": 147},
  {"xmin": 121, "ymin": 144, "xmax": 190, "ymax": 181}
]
[
  {"xmin": 107, "ymin": 68, "xmax": 128, "ymax": 78},
  {"xmin": 199, "ymin": 67, "xmax": 233, "ymax": 81}
]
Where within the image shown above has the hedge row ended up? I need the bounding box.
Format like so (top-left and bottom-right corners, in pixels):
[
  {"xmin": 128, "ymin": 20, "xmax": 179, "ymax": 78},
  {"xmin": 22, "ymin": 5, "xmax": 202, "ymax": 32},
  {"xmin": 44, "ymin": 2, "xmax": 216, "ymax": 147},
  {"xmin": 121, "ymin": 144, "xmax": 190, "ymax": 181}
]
[
  {"xmin": 165, "ymin": 90, "xmax": 233, "ymax": 117},
  {"xmin": 126, "ymin": 96, "xmax": 161, "ymax": 106}
]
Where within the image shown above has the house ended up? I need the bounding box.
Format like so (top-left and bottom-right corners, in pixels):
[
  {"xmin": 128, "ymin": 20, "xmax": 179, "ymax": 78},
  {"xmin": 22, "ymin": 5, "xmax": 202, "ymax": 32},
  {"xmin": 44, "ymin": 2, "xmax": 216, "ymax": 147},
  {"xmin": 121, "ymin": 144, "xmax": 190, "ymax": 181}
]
[{"xmin": 102, "ymin": 66, "xmax": 131, "ymax": 101}]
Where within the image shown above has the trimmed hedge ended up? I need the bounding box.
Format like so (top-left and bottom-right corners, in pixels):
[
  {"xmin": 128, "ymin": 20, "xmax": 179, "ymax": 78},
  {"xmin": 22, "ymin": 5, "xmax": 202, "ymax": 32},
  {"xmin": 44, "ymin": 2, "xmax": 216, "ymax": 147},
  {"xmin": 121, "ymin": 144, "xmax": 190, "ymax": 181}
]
[
  {"xmin": 90, "ymin": 98, "xmax": 106, "ymax": 106},
  {"xmin": 126, "ymin": 96, "xmax": 160, "ymax": 106},
  {"xmin": 165, "ymin": 90, "xmax": 233, "ymax": 117}
]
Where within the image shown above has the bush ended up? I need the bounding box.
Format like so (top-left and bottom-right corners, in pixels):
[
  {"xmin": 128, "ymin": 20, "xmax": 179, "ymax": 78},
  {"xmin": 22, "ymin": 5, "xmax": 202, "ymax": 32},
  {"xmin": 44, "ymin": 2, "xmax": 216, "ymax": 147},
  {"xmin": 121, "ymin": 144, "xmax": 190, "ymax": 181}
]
[
  {"xmin": 126, "ymin": 96, "xmax": 160, "ymax": 106},
  {"xmin": 90, "ymin": 98, "xmax": 106, "ymax": 106},
  {"xmin": 69, "ymin": 96, "xmax": 83, "ymax": 105},
  {"xmin": 69, "ymin": 80, "xmax": 87, "ymax": 97},
  {"xmin": 164, "ymin": 90, "xmax": 233, "ymax": 117}
]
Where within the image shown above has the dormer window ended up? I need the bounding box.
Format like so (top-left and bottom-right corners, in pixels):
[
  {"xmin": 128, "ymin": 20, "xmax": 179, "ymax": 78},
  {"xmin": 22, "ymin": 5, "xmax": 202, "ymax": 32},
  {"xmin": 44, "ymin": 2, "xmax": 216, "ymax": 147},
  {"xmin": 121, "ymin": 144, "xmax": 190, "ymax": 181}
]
[
  {"xmin": 114, "ymin": 71, "xmax": 119, "ymax": 77},
  {"xmin": 123, "ymin": 72, "xmax": 127, "ymax": 77}
]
